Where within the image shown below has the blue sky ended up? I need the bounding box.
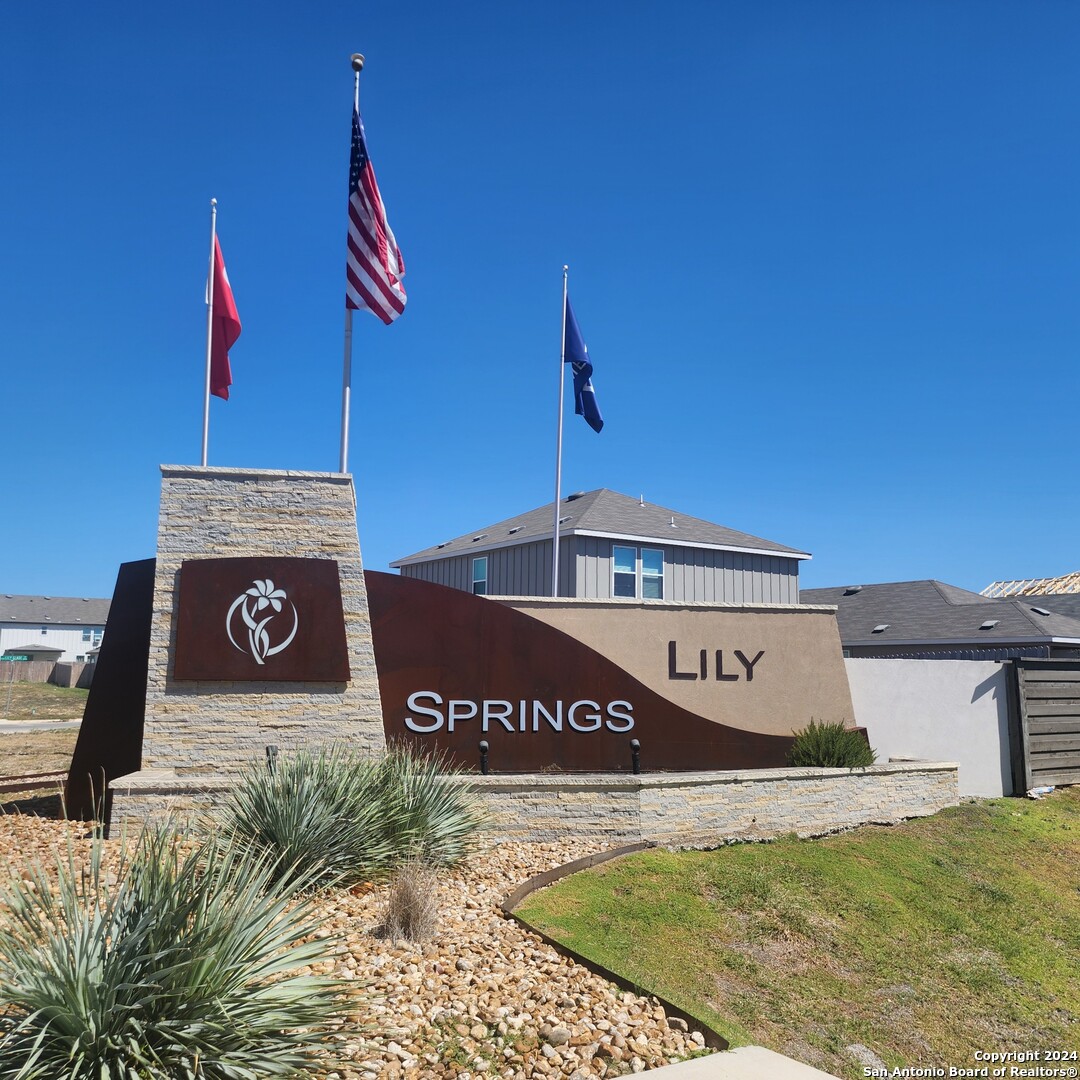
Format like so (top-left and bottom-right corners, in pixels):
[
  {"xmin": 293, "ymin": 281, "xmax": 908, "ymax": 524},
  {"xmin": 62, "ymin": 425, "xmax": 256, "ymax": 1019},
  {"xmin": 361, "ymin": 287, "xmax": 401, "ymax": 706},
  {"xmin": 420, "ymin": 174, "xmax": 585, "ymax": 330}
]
[{"xmin": 3, "ymin": 1, "xmax": 1078, "ymax": 600}]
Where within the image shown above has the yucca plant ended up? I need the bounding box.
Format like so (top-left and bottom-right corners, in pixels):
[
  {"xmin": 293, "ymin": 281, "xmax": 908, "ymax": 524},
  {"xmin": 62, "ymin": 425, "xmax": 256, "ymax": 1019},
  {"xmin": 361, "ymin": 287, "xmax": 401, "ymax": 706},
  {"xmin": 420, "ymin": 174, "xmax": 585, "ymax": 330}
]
[
  {"xmin": 218, "ymin": 744, "xmax": 486, "ymax": 893},
  {"xmin": 788, "ymin": 719, "xmax": 877, "ymax": 769},
  {"xmin": 217, "ymin": 744, "xmax": 401, "ymax": 893},
  {"xmin": 0, "ymin": 823, "xmax": 347, "ymax": 1079},
  {"xmin": 372, "ymin": 744, "xmax": 487, "ymax": 867}
]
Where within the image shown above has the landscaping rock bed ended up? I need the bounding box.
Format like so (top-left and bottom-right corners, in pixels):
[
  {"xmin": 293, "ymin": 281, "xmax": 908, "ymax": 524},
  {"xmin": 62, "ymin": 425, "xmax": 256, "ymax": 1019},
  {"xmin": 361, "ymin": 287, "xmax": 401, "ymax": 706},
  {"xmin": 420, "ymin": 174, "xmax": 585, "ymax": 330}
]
[{"xmin": 0, "ymin": 815, "xmax": 705, "ymax": 1078}]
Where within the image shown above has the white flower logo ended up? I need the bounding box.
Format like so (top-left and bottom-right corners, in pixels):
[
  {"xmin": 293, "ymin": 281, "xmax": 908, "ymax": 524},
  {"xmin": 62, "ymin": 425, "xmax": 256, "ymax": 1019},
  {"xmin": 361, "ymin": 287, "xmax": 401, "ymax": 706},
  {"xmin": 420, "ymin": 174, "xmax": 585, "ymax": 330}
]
[{"xmin": 226, "ymin": 579, "xmax": 299, "ymax": 665}]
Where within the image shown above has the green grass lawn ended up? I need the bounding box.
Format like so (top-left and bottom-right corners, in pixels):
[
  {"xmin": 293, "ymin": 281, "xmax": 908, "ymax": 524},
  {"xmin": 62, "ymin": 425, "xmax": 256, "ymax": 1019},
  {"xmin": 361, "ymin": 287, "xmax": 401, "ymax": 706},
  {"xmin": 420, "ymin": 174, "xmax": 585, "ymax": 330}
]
[
  {"xmin": 0, "ymin": 681, "xmax": 88, "ymax": 722},
  {"xmin": 516, "ymin": 792, "xmax": 1080, "ymax": 1078}
]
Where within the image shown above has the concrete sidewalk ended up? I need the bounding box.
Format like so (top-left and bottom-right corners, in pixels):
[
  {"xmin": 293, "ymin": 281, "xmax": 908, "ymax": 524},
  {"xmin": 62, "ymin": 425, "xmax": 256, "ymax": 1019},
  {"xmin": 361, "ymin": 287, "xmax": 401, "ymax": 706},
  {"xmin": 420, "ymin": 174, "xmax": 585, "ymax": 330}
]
[
  {"xmin": 0, "ymin": 719, "xmax": 81, "ymax": 731},
  {"xmin": 651, "ymin": 1046, "xmax": 841, "ymax": 1078}
]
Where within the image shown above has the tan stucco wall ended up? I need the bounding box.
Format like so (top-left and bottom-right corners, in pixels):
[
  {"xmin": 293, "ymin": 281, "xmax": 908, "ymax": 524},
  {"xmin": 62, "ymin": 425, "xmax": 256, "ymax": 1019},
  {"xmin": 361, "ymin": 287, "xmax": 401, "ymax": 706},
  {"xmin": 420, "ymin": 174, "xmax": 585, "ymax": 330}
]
[{"xmin": 496, "ymin": 598, "xmax": 854, "ymax": 738}]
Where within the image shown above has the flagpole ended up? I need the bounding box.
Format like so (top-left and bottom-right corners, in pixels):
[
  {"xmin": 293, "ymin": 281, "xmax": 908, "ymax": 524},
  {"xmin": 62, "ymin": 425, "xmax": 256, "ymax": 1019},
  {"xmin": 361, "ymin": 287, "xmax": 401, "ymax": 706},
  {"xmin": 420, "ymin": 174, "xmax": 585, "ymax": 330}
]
[
  {"xmin": 340, "ymin": 53, "xmax": 364, "ymax": 475},
  {"xmin": 551, "ymin": 265, "xmax": 569, "ymax": 597},
  {"xmin": 340, "ymin": 304, "xmax": 353, "ymax": 473},
  {"xmin": 201, "ymin": 198, "xmax": 218, "ymax": 468}
]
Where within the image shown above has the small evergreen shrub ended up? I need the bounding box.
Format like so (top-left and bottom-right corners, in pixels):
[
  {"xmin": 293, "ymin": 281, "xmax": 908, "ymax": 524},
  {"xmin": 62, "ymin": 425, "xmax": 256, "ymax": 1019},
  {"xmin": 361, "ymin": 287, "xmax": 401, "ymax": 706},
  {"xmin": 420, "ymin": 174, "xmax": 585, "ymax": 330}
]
[
  {"xmin": 0, "ymin": 823, "xmax": 346, "ymax": 1079},
  {"xmin": 788, "ymin": 719, "xmax": 877, "ymax": 769},
  {"xmin": 218, "ymin": 744, "xmax": 486, "ymax": 893}
]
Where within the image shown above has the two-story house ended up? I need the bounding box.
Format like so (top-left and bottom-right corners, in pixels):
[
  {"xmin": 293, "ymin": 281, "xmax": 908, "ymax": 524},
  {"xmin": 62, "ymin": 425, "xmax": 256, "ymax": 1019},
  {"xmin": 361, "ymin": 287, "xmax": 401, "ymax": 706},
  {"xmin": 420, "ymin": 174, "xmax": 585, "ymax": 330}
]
[
  {"xmin": 390, "ymin": 488, "xmax": 809, "ymax": 603},
  {"xmin": 0, "ymin": 594, "xmax": 110, "ymax": 663}
]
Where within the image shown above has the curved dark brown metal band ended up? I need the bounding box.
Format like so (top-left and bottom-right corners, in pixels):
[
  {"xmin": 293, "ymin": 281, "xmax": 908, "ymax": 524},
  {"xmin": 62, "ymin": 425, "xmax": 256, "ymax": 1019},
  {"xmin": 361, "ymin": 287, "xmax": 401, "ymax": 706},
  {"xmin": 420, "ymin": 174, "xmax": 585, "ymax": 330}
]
[
  {"xmin": 367, "ymin": 571, "xmax": 794, "ymax": 774},
  {"xmin": 499, "ymin": 843, "xmax": 729, "ymax": 1052}
]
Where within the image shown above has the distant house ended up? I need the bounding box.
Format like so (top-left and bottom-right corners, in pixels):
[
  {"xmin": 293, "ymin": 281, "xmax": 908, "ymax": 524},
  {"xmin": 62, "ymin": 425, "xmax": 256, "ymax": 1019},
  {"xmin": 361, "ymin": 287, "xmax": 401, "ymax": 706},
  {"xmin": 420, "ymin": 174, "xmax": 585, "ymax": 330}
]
[
  {"xmin": 0, "ymin": 594, "xmax": 110, "ymax": 663},
  {"xmin": 801, "ymin": 580, "xmax": 1080, "ymax": 660},
  {"xmin": 0, "ymin": 643, "xmax": 63, "ymax": 663},
  {"xmin": 391, "ymin": 489, "xmax": 810, "ymax": 603}
]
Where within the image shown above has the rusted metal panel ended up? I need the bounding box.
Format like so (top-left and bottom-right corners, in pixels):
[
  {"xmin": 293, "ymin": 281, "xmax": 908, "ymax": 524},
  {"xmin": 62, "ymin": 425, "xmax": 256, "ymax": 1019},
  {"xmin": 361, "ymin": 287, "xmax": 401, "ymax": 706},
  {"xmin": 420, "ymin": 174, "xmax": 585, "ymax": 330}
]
[
  {"xmin": 65, "ymin": 559, "xmax": 156, "ymax": 821},
  {"xmin": 173, "ymin": 557, "xmax": 350, "ymax": 683},
  {"xmin": 366, "ymin": 571, "xmax": 793, "ymax": 773}
]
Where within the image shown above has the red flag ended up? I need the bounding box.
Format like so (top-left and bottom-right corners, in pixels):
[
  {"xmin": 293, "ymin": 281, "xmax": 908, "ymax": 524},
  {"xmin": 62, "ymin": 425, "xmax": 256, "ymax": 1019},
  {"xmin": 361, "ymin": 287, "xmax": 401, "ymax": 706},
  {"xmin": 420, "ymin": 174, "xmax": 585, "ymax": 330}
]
[{"xmin": 209, "ymin": 236, "xmax": 241, "ymax": 399}]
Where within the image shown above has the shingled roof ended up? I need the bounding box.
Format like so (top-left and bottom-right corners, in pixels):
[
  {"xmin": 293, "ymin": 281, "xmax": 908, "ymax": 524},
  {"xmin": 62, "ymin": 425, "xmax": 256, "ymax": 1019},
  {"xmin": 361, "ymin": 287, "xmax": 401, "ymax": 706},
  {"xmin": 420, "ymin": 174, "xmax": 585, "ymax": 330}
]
[
  {"xmin": 801, "ymin": 580, "xmax": 1080, "ymax": 647},
  {"xmin": 0, "ymin": 594, "xmax": 111, "ymax": 626},
  {"xmin": 392, "ymin": 489, "xmax": 810, "ymax": 567},
  {"xmin": 1, "ymin": 643, "xmax": 64, "ymax": 657}
]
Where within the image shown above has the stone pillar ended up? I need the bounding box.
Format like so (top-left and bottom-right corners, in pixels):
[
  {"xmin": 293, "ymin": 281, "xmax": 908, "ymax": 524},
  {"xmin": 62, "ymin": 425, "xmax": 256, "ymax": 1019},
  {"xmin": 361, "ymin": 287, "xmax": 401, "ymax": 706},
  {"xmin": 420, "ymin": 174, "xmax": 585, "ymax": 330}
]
[{"xmin": 140, "ymin": 465, "xmax": 384, "ymax": 775}]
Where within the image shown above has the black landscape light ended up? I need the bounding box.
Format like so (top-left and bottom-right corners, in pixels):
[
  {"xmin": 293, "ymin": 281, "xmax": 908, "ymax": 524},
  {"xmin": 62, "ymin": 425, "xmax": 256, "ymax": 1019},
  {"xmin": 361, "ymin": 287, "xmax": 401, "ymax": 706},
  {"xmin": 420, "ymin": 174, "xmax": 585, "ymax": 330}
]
[
  {"xmin": 265, "ymin": 744, "xmax": 279, "ymax": 773},
  {"xmin": 478, "ymin": 739, "xmax": 490, "ymax": 775},
  {"xmin": 630, "ymin": 738, "xmax": 641, "ymax": 775}
]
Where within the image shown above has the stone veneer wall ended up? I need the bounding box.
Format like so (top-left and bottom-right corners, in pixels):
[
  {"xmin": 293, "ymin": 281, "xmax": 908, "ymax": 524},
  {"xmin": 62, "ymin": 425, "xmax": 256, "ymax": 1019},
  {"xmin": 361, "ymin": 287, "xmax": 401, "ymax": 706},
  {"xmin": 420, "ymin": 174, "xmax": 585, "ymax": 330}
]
[
  {"xmin": 139, "ymin": 466, "xmax": 384, "ymax": 775},
  {"xmin": 473, "ymin": 763, "xmax": 959, "ymax": 845},
  {"xmin": 111, "ymin": 762, "xmax": 958, "ymax": 844}
]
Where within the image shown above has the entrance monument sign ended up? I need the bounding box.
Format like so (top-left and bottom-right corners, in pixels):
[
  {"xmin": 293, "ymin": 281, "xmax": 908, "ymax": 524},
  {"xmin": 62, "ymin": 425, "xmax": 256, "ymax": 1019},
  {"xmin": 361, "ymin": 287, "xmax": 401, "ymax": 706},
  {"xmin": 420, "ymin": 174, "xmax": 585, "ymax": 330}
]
[
  {"xmin": 140, "ymin": 465, "xmax": 384, "ymax": 776},
  {"xmin": 85, "ymin": 465, "xmax": 956, "ymax": 840}
]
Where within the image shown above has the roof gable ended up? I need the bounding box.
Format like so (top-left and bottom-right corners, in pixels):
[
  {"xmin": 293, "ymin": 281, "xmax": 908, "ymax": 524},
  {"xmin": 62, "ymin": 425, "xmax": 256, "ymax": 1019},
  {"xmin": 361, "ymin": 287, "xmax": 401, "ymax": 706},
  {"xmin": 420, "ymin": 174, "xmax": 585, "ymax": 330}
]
[{"xmin": 391, "ymin": 489, "xmax": 809, "ymax": 566}]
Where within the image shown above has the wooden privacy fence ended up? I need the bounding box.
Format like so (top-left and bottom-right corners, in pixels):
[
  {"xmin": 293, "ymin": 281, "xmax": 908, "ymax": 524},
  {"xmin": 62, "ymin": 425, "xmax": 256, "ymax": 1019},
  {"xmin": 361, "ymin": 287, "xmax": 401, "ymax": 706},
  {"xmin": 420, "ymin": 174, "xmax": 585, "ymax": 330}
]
[
  {"xmin": 0, "ymin": 660, "xmax": 56, "ymax": 684},
  {"xmin": 1009, "ymin": 658, "xmax": 1080, "ymax": 791},
  {"xmin": 0, "ymin": 660, "xmax": 94, "ymax": 688}
]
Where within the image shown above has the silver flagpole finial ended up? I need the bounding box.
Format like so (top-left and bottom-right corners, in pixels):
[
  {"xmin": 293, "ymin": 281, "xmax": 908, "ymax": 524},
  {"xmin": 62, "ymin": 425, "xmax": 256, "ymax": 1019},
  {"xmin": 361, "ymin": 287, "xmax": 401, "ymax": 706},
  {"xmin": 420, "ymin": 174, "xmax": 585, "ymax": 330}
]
[
  {"xmin": 351, "ymin": 53, "xmax": 365, "ymax": 72},
  {"xmin": 210, "ymin": 197, "xmax": 217, "ymax": 208}
]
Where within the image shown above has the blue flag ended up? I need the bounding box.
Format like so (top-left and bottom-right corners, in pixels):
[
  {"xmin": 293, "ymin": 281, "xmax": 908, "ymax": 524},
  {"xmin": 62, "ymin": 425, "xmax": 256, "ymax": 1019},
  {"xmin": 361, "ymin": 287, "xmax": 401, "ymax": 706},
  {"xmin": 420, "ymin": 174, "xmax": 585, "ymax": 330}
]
[{"xmin": 563, "ymin": 296, "xmax": 604, "ymax": 433}]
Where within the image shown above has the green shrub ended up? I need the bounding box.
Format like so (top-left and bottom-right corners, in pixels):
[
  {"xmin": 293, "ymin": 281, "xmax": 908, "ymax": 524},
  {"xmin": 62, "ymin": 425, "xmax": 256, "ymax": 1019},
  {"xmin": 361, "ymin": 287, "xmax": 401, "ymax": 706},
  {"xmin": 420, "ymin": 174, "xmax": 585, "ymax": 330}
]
[
  {"xmin": 788, "ymin": 719, "xmax": 876, "ymax": 769},
  {"xmin": 218, "ymin": 744, "xmax": 486, "ymax": 893},
  {"xmin": 0, "ymin": 823, "xmax": 346, "ymax": 1079}
]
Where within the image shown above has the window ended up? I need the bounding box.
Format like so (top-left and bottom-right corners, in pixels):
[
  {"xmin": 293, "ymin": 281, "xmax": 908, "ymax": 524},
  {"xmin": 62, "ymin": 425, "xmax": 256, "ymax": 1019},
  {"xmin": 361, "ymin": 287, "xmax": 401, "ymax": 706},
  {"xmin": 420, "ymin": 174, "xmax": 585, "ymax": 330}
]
[
  {"xmin": 612, "ymin": 546, "xmax": 666, "ymax": 599},
  {"xmin": 472, "ymin": 556, "xmax": 488, "ymax": 595},
  {"xmin": 641, "ymin": 547, "xmax": 664, "ymax": 599},
  {"xmin": 82, "ymin": 629, "xmax": 92, "ymax": 642},
  {"xmin": 613, "ymin": 546, "xmax": 637, "ymax": 597},
  {"xmin": 40, "ymin": 627, "xmax": 47, "ymax": 636},
  {"xmin": 92, "ymin": 629, "xmax": 103, "ymax": 645}
]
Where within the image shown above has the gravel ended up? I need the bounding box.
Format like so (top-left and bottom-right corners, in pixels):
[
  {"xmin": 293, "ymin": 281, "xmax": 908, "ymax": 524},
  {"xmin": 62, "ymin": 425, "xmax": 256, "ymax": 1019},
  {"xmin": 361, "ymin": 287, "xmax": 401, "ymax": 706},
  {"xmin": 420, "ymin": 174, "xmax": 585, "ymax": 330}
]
[{"xmin": 0, "ymin": 815, "xmax": 706, "ymax": 1078}]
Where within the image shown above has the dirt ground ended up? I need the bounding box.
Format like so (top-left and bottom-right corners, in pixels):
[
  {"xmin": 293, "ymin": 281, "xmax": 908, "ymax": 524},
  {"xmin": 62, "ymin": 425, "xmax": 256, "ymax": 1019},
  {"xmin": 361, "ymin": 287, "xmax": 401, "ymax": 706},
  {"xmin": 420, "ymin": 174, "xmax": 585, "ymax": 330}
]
[{"xmin": 0, "ymin": 727, "xmax": 78, "ymax": 811}]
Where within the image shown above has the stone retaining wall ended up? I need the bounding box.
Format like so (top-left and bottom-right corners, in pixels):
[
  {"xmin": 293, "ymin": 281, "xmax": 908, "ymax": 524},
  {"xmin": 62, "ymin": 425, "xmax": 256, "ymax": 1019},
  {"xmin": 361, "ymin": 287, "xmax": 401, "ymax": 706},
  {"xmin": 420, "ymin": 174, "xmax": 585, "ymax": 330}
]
[
  {"xmin": 473, "ymin": 762, "xmax": 958, "ymax": 845},
  {"xmin": 110, "ymin": 762, "xmax": 958, "ymax": 844}
]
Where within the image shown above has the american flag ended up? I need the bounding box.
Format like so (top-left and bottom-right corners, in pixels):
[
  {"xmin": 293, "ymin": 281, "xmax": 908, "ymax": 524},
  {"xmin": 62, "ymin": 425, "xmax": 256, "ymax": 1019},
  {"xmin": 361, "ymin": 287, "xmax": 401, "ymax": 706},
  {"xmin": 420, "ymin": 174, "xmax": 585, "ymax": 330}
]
[{"xmin": 346, "ymin": 105, "xmax": 406, "ymax": 323}]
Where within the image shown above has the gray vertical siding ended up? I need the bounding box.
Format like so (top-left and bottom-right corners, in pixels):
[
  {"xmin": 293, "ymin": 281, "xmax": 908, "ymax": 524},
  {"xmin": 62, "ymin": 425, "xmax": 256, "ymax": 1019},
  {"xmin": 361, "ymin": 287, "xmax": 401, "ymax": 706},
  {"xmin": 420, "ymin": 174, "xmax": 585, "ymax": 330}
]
[
  {"xmin": 572, "ymin": 538, "xmax": 799, "ymax": 603},
  {"xmin": 667, "ymin": 546, "xmax": 798, "ymax": 603},
  {"xmin": 401, "ymin": 538, "xmax": 576, "ymax": 597},
  {"xmin": 401, "ymin": 553, "xmax": 473, "ymax": 592},
  {"xmin": 404, "ymin": 537, "xmax": 799, "ymax": 603}
]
